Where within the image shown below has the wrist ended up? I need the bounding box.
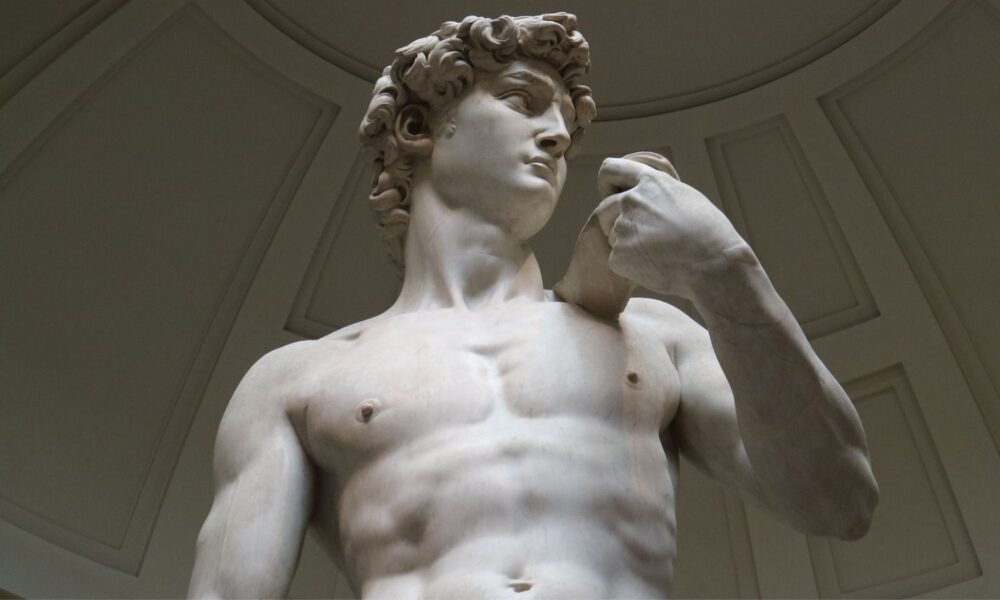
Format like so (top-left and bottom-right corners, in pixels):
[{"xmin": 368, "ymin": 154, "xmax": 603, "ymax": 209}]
[{"xmin": 688, "ymin": 243, "xmax": 791, "ymax": 327}]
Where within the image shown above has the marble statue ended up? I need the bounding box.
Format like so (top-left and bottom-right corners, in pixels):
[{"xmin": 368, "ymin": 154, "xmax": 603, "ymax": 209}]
[{"xmin": 189, "ymin": 13, "xmax": 878, "ymax": 599}]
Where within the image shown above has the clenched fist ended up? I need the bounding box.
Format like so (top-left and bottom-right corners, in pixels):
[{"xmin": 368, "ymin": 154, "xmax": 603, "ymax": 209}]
[
  {"xmin": 555, "ymin": 152, "xmax": 758, "ymax": 318},
  {"xmin": 594, "ymin": 153, "xmax": 752, "ymax": 300}
]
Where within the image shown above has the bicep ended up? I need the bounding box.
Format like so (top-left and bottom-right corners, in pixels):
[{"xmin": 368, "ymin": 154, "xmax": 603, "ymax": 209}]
[
  {"xmin": 189, "ymin": 365, "xmax": 313, "ymax": 598},
  {"xmin": 670, "ymin": 321, "xmax": 771, "ymax": 508}
]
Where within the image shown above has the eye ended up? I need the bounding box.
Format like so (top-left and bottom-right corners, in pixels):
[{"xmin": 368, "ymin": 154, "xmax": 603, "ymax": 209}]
[{"xmin": 501, "ymin": 91, "xmax": 532, "ymax": 111}]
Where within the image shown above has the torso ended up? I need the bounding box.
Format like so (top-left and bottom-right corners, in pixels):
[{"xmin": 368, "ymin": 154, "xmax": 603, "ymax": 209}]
[{"xmin": 284, "ymin": 299, "xmax": 684, "ymax": 599}]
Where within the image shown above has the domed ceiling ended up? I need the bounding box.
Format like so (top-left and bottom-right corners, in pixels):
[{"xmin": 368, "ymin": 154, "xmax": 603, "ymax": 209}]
[{"xmin": 251, "ymin": 0, "xmax": 898, "ymax": 118}]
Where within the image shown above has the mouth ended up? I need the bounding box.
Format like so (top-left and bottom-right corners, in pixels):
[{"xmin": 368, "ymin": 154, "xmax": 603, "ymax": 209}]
[{"xmin": 526, "ymin": 155, "xmax": 557, "ymax": 181}]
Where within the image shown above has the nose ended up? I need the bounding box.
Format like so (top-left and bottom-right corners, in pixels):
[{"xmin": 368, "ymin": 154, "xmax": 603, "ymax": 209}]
[{"xmin": 535, "ymin": 105, "xmax": 571, "ymax": 159}]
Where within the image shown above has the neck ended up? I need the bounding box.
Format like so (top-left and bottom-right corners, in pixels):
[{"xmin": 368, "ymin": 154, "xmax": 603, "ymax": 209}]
[{"xmin": 388, "ymin": 178, "xmax": 546, "ymax": 313}]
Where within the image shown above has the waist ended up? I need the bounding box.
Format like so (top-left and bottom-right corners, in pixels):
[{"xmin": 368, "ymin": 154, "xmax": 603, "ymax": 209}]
[{"xmin": 357, "ymin": 526, "xmax": 672, "ymax": 599}]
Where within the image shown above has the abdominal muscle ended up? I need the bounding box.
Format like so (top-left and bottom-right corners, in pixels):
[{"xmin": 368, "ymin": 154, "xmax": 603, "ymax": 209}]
[{"xmin": 322, "ymin": 416, "xmax": 678, "ymax": 599}]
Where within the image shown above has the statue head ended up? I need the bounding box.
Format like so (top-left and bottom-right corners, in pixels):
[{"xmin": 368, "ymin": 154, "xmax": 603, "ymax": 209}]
[{"xmin": 359, "ymin": 13, "xmax": 597, "ymax": 270}]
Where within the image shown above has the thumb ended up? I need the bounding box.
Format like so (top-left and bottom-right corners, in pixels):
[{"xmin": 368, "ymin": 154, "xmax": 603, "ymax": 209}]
[
  {"xmin": 593, "ymin": 192, "xmax": 624, "ymax": 240},
  {"xmin": 597, "ymin": 157, "xmax": 644, "ymax": 198}
]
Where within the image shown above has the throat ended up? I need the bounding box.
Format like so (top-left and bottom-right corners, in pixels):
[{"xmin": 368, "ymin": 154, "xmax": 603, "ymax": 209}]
[
  {"xmin": 390, "ymin": 184, "xmax": 547, "ymax": 313},
  {"xmin": 394, "ymin": 243, "xmax": 547, "ymax": 312}
]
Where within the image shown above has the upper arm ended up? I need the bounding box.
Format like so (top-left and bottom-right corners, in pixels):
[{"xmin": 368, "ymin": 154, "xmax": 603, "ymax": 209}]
[
  {"xmin": 671, "ymin": 320, "xmax": 761, "ymax": 493},
  {"xmin": 189, "ymin": 347, "xmax": 315, "ymax": 598},
  {"xmin": 640, "ymin": 298, "xmax": 877, "ymax": 539},
  {"xmin": 631, "ymin": 300, "xmax": 774, "ymax": 510}
]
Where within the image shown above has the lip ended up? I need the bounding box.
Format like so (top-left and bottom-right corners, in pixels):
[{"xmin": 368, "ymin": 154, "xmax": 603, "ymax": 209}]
[{"xmin": 526, "ymin": 155, "xmax": 557, "ymax": 179}]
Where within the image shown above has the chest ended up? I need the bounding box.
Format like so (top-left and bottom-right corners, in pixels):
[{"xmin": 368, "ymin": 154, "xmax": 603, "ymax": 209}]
[{"xmin": 301, "ymin": 304, "xmax": 680, "ymax": 472}]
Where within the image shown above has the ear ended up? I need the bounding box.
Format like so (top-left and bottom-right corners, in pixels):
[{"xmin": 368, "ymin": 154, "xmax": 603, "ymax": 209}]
[{"xmin": 394, "ymin": 104, "xmax": 434, "ymax": 157}]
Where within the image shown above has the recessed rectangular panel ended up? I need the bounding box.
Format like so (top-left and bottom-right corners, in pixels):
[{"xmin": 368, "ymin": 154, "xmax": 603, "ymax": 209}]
[
  {"xmin": 807, "ymin": 366, "xmax": 979, "ymax": 597},
  {"xmin": 0, "ymin": 7, "xmax": 327, "ymax": 569},
  {"xmin": 286, "ymin": 154, "xmax": 400, "ymax": 338},
  {"xmin": 831, "ymin": 388, "xmax": 955, "ymax": 590},
  {"xmin": 821, "ymin": 0, "xmax": 1000, "ymax": 451},
  {"xmin": 0, "ymin": 0, "xmax": 95, "ymax": 76},
  {"xmin": 707, "ymin": 118, "xmax": 876, "ymax": 338}
]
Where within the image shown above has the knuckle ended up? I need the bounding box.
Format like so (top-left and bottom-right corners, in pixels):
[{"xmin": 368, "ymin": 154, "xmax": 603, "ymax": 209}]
[
  {"xmin": 611, "ymin": 216, "xmax": 632, "ymax": 239},
  {"xmin": 608, "ymin": 245, "xmax": 634, "ymax": 274},
  {"xmin": 637, "ymin": 169, "xmax": 661, "ymax": 186},
  {"xmin": 621, "ymin": 191, "xmax": 641, "ymax": 208},
  {"xmin": 608, "ymin": 242, "xmax": 625, "ymax": 263}
]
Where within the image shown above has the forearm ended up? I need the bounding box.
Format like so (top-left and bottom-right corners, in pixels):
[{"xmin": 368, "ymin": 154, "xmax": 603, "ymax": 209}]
[{"xmin": 690, "ymin": 244, "xmax": 877, "ymax": 537}]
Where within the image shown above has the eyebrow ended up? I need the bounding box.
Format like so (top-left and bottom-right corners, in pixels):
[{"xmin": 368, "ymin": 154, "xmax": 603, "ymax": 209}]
[
  {"xmin": 498, "ymin": 69, "xmax": 577, "ymax": 127},
  {"xmin": 498, "ymin": 69, "xmax": 556, "ymax": 95}
]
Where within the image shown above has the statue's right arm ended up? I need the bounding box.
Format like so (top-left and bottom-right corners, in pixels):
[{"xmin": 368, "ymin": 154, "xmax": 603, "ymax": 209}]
[{"xmin": 188, "ymin": 351, "xmax": 314, "ymax": 599}]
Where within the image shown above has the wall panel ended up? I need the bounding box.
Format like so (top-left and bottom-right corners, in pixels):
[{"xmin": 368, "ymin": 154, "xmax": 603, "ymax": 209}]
[
  {"xmin": 286, "ymin": 153, "xmax": 398, "ymax": 338},
  {"xmin": 708, "ymin": 117, "xmax": 877, "ymax": 338},
  {"xmin": 821, "ymin": 0, "xmax": 1000, "ymax": 451},
  {"xmin": 807, "ymin": 366, "xmax": 980, "ymax": 597},
  {"xmin": 0, "ymin": 0, "xmax": 129, "ymax": 105},
  {"xmin": 0, "ymin": 5, "xmax": 337, "ymax": 572}
]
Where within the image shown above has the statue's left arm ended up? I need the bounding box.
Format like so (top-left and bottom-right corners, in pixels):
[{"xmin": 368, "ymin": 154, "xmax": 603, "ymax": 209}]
[{"xmin": 598, "ymin": 156, "xmax": 878, "ymax": 539}]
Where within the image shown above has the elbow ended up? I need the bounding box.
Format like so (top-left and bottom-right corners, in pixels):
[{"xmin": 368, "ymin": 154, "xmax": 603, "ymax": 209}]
[
  {"xmin": 813, "ymin": 471, "xmax": 880, "ymax": 541},
  {"xmin": 842, "ymin": 474, "xmax": 879, "ymax": 540},
  {"xmin": 830, "ymin": 502, "xmax": 875, "ymax": 541}
]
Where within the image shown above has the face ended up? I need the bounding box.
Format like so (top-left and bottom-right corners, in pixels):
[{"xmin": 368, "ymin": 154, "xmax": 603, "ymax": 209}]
[{"xmin": 428, "ymin": 59, "xmax": 576, "ymax": 240}]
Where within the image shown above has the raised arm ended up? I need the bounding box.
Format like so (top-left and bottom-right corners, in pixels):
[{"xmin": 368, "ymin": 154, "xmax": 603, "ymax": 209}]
[
  {"xmin": 189, "ymin": 350, "xmax": 314, "ymax": 598},
  {"xmin": 596, "ymin": 155, "xmax": 877, "ymax": 538},
  {"xmin": 662, "ymin": 264, "xmax": 875, "ymax": 538}
]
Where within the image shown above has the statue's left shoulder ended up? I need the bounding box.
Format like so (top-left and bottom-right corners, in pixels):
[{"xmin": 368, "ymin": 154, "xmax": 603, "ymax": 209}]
[
  {"xmin": 621, "ymin": 297, "xmax": 711, "ymax": 360},
  {"xmin": 622, "ymin": 297, "xmax": 700, "ymax": 331}
]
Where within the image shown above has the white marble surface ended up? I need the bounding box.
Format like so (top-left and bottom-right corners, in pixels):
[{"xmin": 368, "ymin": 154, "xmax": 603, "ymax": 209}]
[{"xmin": 189, "ymin": 13, "xmax": 877, "ymax": 599}]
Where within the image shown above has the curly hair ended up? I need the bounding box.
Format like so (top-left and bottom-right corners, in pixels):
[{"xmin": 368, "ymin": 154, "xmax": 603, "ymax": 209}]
[{"xmin": 358, "ymin": 13, "xmax": 597, "ymax": 271}]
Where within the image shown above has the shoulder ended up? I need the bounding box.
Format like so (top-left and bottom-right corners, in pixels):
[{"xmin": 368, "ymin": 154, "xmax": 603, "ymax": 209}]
[
  {"xmin": 221, "ymin": 339, "xmax": 333, "ymax": 436},
  {"xmin": 211, "ymin": 342, "xmax": 319, "ymax": 474},
  {"xmin": 622, "ymin": 297, "xmax": 704, "ymax": 336},
  {"xmin": 239, "ymin": 340, "xmax": 320, "ymax": 398},
  {"xmin": 246, "ymin": 316, "xmax": 379, "ymax": 388},
  {"xmin": 623, "ymin": 296, "xmax": 690, "ymax": 321},
  {"xmin": 621, "ymin": 297, "xmax": 713, "ymax": 360},
  {"xmin": 234, "ymin": 315, "xmax": 382, "ymax": 407}
]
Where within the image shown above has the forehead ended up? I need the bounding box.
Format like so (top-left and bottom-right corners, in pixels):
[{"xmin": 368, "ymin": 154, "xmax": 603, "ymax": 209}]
[{"xmin": 483, "ymin": 59, "xmax": 570, "ymax": 95}]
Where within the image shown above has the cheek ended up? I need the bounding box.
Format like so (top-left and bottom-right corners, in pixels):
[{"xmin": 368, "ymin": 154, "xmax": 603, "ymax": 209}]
[
  {"xmin": 434, "ymin": 133, "xmax": 517, "ymax": 191},
  {"xmin": 433, "ymin": 139, "xmax": 494, "ymax": 191},
  {"xmin": 449, "ymin": 101, "xmax": 522, "ymax": 161}
]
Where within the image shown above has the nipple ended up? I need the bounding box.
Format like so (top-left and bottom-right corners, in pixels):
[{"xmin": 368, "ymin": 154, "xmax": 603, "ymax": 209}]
[{"xmin": 355, "ymin": 398, "xmax": 381, "ymax": 423}]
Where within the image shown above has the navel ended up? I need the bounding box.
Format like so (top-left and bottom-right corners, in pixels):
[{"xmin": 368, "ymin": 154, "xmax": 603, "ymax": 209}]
[
  {"xmin": 626, "ymin": 371, "xmax": 641, "ymax": 387},
  {"xmin": 355, "ymin": 398, "xmax": 382, "ymax": 423}
]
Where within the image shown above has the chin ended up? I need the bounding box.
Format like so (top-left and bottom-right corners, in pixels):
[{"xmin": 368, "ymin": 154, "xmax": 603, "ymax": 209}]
[
  {"xmin": 520, "ymin": 172, "xmax": 563, "ymax": 203},
  {"xmin": 509, "ymin": 190, "xmax": 559, "ymax": 240}
]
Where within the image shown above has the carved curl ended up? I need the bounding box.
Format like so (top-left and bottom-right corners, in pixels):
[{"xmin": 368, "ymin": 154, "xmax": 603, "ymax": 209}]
[{"xmin": 358, "ymin": 13, "xmax": 597, "ymax": 272}]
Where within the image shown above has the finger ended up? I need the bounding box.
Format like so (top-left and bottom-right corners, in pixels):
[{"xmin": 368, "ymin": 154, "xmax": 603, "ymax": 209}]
[
  {"xmin": 594, "ymin": 191, "xmax": 624, "ymax": 238},
  {"xmin": 597, "ymin": 157, "xmax": 646, "ymax": 198},
  {"xmin": 607, "ymin": 220, "xmax": 640, "ymax": 281},
  {"xmin": 620, "ymin": 151, "xmax": 680, "ymax": 181}
]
